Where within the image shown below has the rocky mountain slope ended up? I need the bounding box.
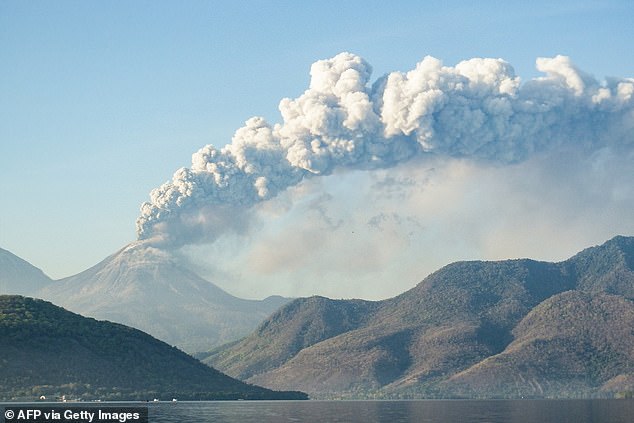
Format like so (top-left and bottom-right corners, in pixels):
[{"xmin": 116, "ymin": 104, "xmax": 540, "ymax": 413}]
[
  {"xmin": 202, "ymin": 235, "xmax": 634, "ymax": 399},
  {"xmin": 0, "ymin": 295, "xmax": 307, "ymax": 401},
  {"xmin": 444, "ymin": 291, "xmax": 634, "ymax": 397}
]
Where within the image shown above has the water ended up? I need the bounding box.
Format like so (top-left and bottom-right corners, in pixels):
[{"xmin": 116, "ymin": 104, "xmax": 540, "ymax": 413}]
[{"xmin": 147, "ymin": 399, "xmax": 634, "ymax": 423}]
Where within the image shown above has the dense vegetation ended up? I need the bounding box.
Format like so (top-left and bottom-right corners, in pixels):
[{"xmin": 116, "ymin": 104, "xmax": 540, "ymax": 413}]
[
  {"xmin": 0, "ymin": 295, "xmax": 307, "ymax": 401},
  {"xmin": 203, "ymin": 235, "xmax": 634, "ymax": 399}
]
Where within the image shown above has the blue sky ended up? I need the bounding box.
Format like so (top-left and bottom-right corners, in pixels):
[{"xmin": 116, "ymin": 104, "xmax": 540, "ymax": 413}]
[{"xmin": 1, "ymin": 1, "xmax": 633, "ymax": 299}]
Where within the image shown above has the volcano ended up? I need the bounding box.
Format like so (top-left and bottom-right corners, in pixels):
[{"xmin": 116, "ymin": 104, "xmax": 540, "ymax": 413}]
[{"xmin": 37, "ymin": 242, "xmax": 288, "ymax": 352}]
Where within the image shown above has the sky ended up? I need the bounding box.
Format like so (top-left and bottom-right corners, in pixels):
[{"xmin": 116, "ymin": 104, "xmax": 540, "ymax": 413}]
[{"xmin": 1, "ymin": 0, "xmax": 633, "ymax": 300}]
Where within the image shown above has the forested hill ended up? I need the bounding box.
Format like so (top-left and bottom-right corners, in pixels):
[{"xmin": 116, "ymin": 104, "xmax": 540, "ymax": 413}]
[{"xmin": 0, "ymin": 295, "xmax": 307, "ymax": 401}]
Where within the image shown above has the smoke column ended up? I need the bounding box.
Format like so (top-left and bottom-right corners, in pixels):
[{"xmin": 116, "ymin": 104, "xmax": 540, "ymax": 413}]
[{"xmin": 136, "ymin": 53, "xmax": 634, "ymax": 247}]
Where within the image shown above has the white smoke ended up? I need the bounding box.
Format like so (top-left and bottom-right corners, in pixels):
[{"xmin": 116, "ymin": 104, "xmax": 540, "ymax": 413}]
[{"xmin": 136, "ymin": 52, "xmax": 634, "ymax": 246}]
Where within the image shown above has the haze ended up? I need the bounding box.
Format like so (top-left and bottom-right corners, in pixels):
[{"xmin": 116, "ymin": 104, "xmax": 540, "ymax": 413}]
[{"xmin": 1, "ymin": 1, "xmax": 633, "ymax": 300}]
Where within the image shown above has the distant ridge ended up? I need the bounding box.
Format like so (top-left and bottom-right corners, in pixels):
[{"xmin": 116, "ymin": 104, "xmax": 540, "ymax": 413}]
[
  {"xmin": 0, "ymin": 247, "xmax": 52, "ymax": 296},
  {"xmin": 0, "ymin": 295, "xmax": 307, "ymax": 401},
  {"xmin": 203, "ymin": 235, "xmax": 634, "ymax": 399}
]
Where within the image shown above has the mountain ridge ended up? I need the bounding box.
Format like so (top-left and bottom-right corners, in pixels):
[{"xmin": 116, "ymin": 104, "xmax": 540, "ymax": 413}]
[
  {"xmin": 203, "ymin": 235, "xmax": 634, "ymax": 399},
  {"xmin": 0, "ymin": 247, "xmax": 52, "ymax": 296}
]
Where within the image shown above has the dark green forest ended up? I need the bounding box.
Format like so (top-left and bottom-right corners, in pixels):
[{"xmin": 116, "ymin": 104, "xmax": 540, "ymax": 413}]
[{"xmin": 0, "ymin": 295, "xmax": 306, "ymax": 401}]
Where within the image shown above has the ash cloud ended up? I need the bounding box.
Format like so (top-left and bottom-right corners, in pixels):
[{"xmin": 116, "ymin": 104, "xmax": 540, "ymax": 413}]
[{"xmin": 136, "ymin": 53, "xmax": 634, "ymax": 247}]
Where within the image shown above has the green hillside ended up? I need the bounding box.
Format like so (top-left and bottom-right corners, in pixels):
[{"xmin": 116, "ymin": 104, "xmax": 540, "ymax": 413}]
[{"xmin": 0, "ymin": 295, "xmax": 307, "ymax": 401}]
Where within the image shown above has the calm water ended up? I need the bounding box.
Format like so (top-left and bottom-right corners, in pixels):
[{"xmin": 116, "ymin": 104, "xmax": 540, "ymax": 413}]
[
  {"xmin": 4, "ymin": 400, "xmax": 633, "ymax": 423},
  {"xmin": 147, "ymin": 399, "xmax": 634, "ymax": 423}
]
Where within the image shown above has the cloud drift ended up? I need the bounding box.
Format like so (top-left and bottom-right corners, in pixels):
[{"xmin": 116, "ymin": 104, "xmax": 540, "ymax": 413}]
[{"xmin": 136, "ymin": 52, "xmax": 634, "ymax": 248}]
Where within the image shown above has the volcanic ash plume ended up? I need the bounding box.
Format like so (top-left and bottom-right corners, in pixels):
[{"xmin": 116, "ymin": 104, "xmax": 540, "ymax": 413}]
[{"xmin": 136, "ymin": 52, "xmax": 634, "ymax": 247}]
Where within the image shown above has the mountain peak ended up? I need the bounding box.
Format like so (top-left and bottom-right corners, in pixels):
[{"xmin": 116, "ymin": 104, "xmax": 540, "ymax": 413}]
[
  {"xmin": 575, "ymin": 235, "xmax": 634, "ymax": 257},
  {"xmin": 567, "ymin": 235, "xmax": 634, "ymax": 298},
  {"xmin": 35, "ymin": 241, "xmax": 290, "ymax": 353},
  {"xmin": 0, "ymin": 247, "xmax": 51, "ymax": 296},
  {"xmin": 108, "ymin": 241, "xmax": 180, "ymax": 267}
]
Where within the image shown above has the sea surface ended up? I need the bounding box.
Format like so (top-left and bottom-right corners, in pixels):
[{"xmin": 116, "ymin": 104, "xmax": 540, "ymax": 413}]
[
  {"xmin": 3, "ymin": 400, "xmax": 633, "ymax": 423},
  {"xmin": 147, "ymin": 399, "xmax": 633, "ymax": 423}
]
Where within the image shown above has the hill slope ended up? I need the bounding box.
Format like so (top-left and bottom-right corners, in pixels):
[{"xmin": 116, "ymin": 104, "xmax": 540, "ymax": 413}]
[
  {"xmin": 0, "ymin": 248, "xmax": 52, "ymax": 296},
  {"xmin": 0, "ymin": 295, "xmax": 306, "ymax": 401},
  {"xmin": 203, "ymin": 235, "xmax": 634, "ymax": 398},
  {"xmin": 444, "ymin": 291, "xmax": 634, "ymax": 398},
  {"xmin": 36, "ymin": 242, "xmax": 288, "ymax": 352}
]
